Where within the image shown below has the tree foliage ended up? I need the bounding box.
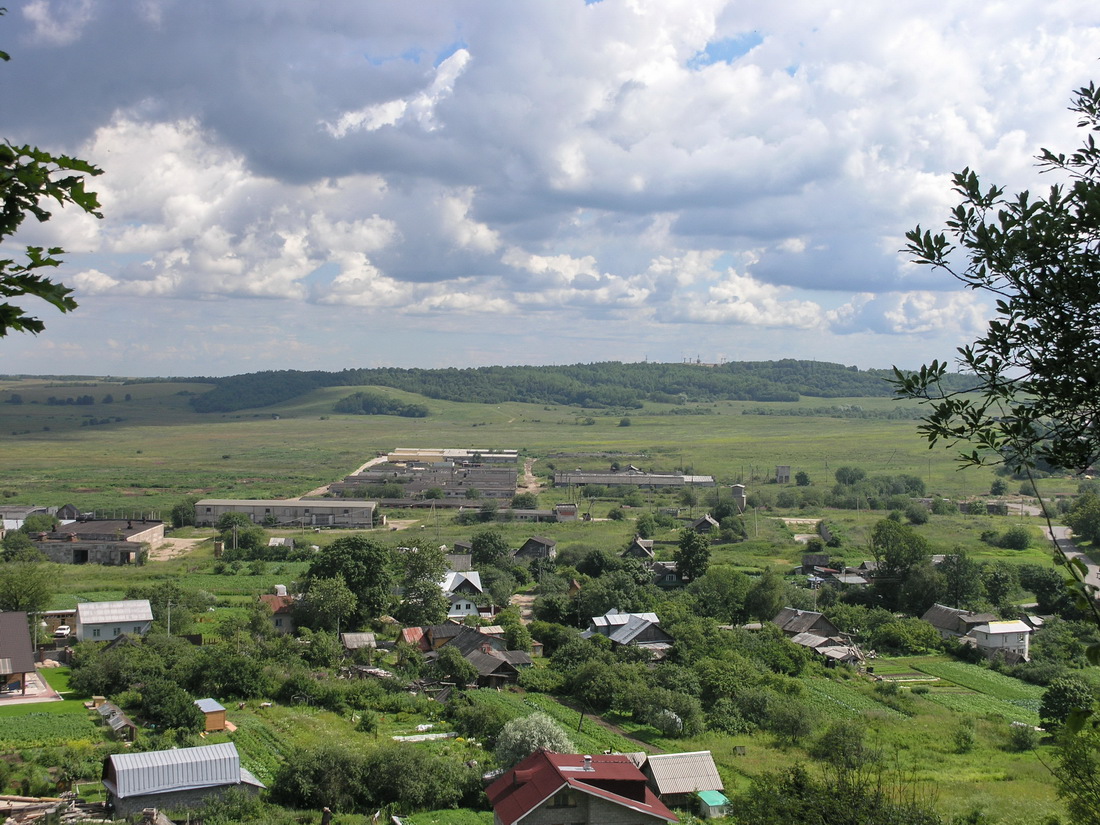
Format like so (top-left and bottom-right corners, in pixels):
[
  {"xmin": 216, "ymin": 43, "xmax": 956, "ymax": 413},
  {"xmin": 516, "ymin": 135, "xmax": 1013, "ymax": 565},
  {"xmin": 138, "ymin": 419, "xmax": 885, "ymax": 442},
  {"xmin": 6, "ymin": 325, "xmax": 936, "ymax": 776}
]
[
  {"xmin": 494, "ymin": 712, "xmax": 574, "ymax": 768},
  {"xmin": 0, "ymin": 108, "xmax": 103, "ymax": 336},
  {"xmin": 676, "ymin": 529, "xmax": 711, "ymax": 581},
  {"xmin": 893, "ymin": 82, "xmax": 1100, "ymax": 476},
  {"xmin": 306, "ymin": 535, "xmax": 393, "ymax": 624}
]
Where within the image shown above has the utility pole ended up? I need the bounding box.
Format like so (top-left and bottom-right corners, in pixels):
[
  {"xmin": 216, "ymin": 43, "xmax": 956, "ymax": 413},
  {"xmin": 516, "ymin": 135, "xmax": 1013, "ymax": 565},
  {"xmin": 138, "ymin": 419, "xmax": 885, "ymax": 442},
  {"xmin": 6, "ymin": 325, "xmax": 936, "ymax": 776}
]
[{"xmin": 166, "ymin": 599, "xmax": 174, "ymax": 636}]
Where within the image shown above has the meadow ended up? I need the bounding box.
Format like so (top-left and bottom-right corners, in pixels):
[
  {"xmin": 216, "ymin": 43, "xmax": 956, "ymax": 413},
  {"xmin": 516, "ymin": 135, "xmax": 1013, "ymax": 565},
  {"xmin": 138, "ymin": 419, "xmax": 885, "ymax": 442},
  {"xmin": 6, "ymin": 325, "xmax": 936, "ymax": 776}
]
[{"xmin": 3, "ymin": 375, "xmax": 1075, "ymax": 516}]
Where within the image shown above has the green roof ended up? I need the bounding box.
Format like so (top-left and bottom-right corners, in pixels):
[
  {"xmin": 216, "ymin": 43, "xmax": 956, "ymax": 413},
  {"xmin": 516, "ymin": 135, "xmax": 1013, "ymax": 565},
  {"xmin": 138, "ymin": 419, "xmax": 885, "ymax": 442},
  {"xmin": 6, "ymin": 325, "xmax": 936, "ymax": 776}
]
[{"xmin": 698, "ymin": 790, "xmax": 730, "ymax": 806}]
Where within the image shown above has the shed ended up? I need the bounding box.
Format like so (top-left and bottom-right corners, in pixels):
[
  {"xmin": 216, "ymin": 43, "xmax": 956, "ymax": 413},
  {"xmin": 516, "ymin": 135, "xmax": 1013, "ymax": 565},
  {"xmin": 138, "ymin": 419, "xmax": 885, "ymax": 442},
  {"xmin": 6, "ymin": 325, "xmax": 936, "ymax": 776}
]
[
  {"xmin": 697, "ymin": 789, "xmax": 731, "ymax": 819},
  {"xmin": 643, "ymin": 750, "xmax": 723, "ymax": 808},
  {"xmin": 194, "ymin": 698, "xmax": 227, "ymax": 732}
]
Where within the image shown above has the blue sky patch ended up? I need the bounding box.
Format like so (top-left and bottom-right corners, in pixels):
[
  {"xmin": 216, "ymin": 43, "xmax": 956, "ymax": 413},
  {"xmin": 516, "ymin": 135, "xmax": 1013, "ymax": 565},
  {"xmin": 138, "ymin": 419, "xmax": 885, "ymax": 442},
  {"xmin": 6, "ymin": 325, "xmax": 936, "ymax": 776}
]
[{"xmin": 688, "ymin": 32, "xmax": 763, "ymax": 69}]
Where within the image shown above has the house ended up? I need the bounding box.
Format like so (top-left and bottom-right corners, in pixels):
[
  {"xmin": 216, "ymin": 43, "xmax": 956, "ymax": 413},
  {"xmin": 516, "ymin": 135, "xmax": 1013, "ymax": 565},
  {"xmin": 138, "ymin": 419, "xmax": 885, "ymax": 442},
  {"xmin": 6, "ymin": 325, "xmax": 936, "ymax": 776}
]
[
  {"xmin": 772, "ymin": 607, "xmax": 841, "ymax": 639},
  {"xmin": 967, "ymin": 620, "xmax": 1032, "ymax": 662},
  {"xmin": 921, "ymin": 604, "xmax": 998, "ymax": 640},
  {"xmin": 441, "ymin": 570, "xmax": 484, "ymax": 618},
  {"xmin": 0, "ymin": 611, "xmax": 36, "ymax": 696},
  {"xmin": 487, "ymin": 750, "xmax": 678, "ymax": 825},
  {"xmin": 622, "ymin": 537, "xmax": 655, "ymax": 560},
  {"xmin": 194, "ymin": 698, "xmax": 227, "ymax": 732},
  {"xmin": 75, "ymin": 600, "xmax": 153, "ymax": 642},
  {"xmin": 259, "ymin": 594, "xmax": 297, "ymax": 634},
  {"xmin": 690, "ymin": 514, "xmax": 719, "ymax": 534},
  {"xmin": 642, "ymin": 750, "xmax": 724, "ymax": 809},
  {"xmin": 583, "ymin": 609, "xmax": 674, "ymax": 656},
  {"xmin": 515, "ymin": 536, "xmax": 557, "ymax": 560},
  {"xmin": 651, "ymin": 560, "xmax": 689, "ymax": 589},
  {"xmin": 102, "ymin": 742, "xmax": 264, "ymax": 817}
]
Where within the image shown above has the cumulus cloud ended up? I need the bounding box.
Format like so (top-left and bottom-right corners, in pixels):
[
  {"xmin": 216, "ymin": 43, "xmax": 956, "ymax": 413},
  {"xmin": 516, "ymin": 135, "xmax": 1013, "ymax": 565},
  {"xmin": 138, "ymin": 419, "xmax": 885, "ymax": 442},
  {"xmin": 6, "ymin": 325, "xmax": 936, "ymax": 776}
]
[{"xmin": 2, "ymin": 1, "xmax": 1099, "ymax": 374}]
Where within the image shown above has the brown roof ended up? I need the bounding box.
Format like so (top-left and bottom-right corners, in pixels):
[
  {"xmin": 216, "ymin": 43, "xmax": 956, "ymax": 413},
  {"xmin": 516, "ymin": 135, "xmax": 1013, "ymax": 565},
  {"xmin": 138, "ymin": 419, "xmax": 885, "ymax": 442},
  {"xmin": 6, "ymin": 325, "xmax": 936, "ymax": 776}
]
[{"xmin": 259, "ymin": 594, "xmax": 296, "ymax": 615}]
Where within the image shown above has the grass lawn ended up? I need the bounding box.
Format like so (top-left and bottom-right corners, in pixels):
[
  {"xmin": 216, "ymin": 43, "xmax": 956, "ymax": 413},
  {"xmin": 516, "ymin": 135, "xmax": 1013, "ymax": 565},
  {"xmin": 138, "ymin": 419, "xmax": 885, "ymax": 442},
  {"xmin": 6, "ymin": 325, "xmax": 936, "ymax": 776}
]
[{"xmin": 38, "ymin": 666, "xmax": 76, "ymax": 695}]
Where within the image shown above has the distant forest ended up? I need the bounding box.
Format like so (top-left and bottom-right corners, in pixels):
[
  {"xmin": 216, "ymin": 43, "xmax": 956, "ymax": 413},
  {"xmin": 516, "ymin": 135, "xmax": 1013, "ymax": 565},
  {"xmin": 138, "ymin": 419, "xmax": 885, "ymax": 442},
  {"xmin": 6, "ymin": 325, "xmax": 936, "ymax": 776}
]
[{"xmin": 182, "ymin": 360, "xmax": 973, "ymax": 414}]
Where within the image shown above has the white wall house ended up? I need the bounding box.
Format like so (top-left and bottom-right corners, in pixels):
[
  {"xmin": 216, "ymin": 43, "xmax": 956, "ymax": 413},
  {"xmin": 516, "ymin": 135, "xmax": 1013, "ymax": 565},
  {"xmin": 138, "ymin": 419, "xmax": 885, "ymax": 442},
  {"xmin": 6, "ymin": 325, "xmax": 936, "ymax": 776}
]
[
  {"xmin": 75, "ymin": 600, "xmax": 153, "ymax": 642},
  {"xmin": 441, "ymin": 570, "xmax": 483, "ymax": 618},
  {"xmin": 969, "ymin": 620, "xmax": 1031, "ymax": 661}
]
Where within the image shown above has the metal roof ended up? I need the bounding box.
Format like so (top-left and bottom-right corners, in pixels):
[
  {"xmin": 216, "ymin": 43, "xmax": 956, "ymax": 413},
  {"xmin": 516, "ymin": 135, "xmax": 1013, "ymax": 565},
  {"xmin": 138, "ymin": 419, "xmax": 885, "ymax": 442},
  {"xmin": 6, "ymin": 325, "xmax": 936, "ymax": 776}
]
[
  {"xmin": 76, "ymin": 600, "xmax": 153, "ymax": 626},
  {"xmin": 644, "ymin": 750, "xmax": 724, "ymax": 795},
  {"xmin": 106, "ymin": 743, "xmax": 260, "ymax": 798},
  {"xmin": 0, "ymin": 612, "xmax": 36, "ymax": 674},
  {"xmin": 194, "ymin": 698, "xmax": 225, "ymax": 714}
]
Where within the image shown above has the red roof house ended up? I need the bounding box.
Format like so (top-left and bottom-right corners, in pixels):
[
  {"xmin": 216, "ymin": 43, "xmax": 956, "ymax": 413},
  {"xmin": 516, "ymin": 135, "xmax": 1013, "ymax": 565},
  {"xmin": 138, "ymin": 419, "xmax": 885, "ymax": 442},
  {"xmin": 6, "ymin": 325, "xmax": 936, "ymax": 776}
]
[{"xmin": 487, "ymin": 750, "xmax": 678, "ymax": 825}]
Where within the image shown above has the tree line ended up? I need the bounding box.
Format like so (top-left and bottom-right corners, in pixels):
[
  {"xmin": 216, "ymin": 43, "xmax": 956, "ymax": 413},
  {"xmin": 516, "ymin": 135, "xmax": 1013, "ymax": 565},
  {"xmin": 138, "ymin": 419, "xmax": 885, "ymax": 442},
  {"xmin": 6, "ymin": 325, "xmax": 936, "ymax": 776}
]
[{"xmin": 184, "ymin": 360, "xmax": 974, "ymax": 413}]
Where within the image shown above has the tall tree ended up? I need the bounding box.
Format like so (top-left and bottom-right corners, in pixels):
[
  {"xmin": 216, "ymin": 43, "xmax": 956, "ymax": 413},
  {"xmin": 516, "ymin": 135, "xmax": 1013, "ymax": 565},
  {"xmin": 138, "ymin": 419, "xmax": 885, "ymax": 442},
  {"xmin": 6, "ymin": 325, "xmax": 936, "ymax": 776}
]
[
  {"xmin": 939, "ymin": 549, "xmax": 983, "ymax": 609},
  {"xmin": 676, "ymin": 529, "xmax": 711, "ymax": 581},
  {"xmin": 307, "ymin": 535, "xmax": 393, "ymax": 624},
  {"xmin": 870, "ymin": 519, "xmax": 930, "ymax": 611},
  {"xmin": 396, "ymin": 545, "xmax": 449, "ymax": 627},
  {"xmin": 470, "ymin": 528, "xmax": 509, "ymax": 566},
  {"xmin": 0, "ymin": 548, "xmax": 52, "ymax": 614},
  {"xmin": 299, "ymin": 575, "xmax": 358, "ymax": 635}
]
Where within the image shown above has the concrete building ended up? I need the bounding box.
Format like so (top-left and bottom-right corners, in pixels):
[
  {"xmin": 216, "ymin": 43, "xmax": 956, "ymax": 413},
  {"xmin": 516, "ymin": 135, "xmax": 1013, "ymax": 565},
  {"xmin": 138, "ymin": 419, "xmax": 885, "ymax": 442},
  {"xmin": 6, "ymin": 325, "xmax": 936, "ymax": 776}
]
[
  {"xmin": 553, "ymin": 467, "xmax": 715, "ymax": 489},
  {"xmin": 195, "ymin": 499, "xmax": 376, "ymax": 528},
  {"xmin": 31, "ymin": 519, "xmax": 164, "ymax": 565}
]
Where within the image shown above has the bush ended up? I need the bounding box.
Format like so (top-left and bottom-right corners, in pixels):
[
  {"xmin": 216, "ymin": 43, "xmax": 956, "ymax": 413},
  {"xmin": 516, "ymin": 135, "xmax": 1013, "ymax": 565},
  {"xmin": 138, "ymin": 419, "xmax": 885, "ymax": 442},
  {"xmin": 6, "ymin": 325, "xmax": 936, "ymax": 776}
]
[{"xmin": 1009, "ymin": 723, "xmax": 1039, "ymax": 752}]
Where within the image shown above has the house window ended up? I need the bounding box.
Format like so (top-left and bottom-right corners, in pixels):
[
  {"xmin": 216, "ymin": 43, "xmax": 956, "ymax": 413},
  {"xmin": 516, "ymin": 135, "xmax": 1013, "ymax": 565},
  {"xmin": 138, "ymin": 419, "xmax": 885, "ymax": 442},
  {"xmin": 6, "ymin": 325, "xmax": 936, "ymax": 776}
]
[
  {"xmin": 275, "ymin": 618, "xmax": 283, "ymax": 627},
  {"xmin": 265, "ymin": 508, "xmax": 271, "ymax": 514},
  {"xmin": 113, "ymin": 627, "xmax": 120, "ymax": 636},
  {"xmin": 205, "ymin": 507, "xmax": 212, "ymax": 513},
  {"xmin": 92, "ymin": 629, "xmax": 100, "ymax": 638},
  {"xmin": 550, "ymin": 789, "xmax": 577, "ymax": 808},
  {"xmin": 133, "ymin": 626, "xmax": 142, "ymax": 633}
]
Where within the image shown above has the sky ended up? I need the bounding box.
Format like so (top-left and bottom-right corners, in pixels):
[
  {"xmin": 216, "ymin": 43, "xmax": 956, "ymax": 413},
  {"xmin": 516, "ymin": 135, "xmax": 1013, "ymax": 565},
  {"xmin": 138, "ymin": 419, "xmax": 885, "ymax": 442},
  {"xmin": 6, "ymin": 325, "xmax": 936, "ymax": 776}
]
[{"xmin": 2, "ymin": 1, "xmax": 1099, "ymax": 378}]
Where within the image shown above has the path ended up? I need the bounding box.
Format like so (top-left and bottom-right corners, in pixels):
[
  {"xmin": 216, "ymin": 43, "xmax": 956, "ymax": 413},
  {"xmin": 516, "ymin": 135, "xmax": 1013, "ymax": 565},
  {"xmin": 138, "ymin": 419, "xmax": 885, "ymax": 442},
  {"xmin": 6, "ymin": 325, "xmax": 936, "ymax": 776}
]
[
  {"xmin": 298, "ymin": 454, "xmax": 389, "ymax": 498},
  {"xmin": 521, "ymin": 458, "xmax": 540, "ymax": 494},
  {"xmin": 1049, "ymin": 525, "xmax": 1100, "ymax": 590},
  {"xmin": 510, "ymin": 593, "xmax": 535, "ymax": 623},
  {"xmin": 778, "ymin": 517, "xmax": 821, "ymax": 545}
]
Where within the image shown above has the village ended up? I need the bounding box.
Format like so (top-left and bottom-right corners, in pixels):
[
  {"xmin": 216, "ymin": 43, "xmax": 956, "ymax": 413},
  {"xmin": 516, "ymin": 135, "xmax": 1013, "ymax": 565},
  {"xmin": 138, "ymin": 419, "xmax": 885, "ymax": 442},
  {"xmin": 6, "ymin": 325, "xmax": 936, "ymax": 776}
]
[{"xmin": 0, "ymin": 442, "xmax": 1091, "ymax": 825}]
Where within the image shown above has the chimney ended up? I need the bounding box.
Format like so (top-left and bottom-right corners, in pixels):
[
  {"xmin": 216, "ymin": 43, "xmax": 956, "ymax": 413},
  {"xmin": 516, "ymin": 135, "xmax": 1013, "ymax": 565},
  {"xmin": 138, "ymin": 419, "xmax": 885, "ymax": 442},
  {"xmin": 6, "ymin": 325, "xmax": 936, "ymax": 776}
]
[{"xmin": 583, "ymin": 755, "xmax": 592, "ymax": 770}]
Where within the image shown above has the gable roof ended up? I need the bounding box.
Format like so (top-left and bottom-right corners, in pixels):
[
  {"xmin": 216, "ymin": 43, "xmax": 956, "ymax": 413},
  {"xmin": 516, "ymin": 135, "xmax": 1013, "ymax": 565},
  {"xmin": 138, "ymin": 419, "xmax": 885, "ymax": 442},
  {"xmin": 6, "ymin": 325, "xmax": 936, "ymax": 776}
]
[
  {"xmin": 920, "ymin": 603, "xmax": 997, "ymax": 634},
  {"xmin": 259, "ymin": 594, "xmax": 296, "ymax": 615},
  {"xmin": 772, "ymin": 607, "xmax": 838, "ymax": 637},
  {"xmin": 0, "ymin": 612, "xmax": 36, "ymax": 675},
  {"xmin": 341, "ymin": 632, "xmax": 377, "ymax": 650},
  {"xmin": 76, "ymin": 600, "xmax": 153, "ymax": 626},
  {"xmin": 104, "ymin": 743, "xmax": 263, "ymax": 799},
  {"xmin": 442, "ymin": 570, "xmax": 483, "ymax": 595},
  {"xmin": 487, "ymin": 750, "xmax": 678, "ymax": 825},
  {"xmin": 644, "ymin": 751, "xmax": 723, "ymax": 795}
]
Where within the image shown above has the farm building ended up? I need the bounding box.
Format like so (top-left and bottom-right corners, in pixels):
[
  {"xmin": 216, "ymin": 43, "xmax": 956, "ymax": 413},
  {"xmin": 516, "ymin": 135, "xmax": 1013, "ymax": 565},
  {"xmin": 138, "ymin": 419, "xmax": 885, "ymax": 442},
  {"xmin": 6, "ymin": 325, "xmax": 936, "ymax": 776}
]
[
  {"xmin": 102, "ymin": 742, "xmax": 263, "ymax": 817},
  {"xmin": 553, "ymin": 467, "xmax": 715, "ymax": 489},
  {"xmin": 194, "ymin": 498, "xmax": 376, "ymax": 528},
  {"xmin": 31, "ymin": 519, "xmax": 164, "ymax": 565},
  {"xmin": 642, "ymin": 750, "xmax": 724, "ymax": 808}
]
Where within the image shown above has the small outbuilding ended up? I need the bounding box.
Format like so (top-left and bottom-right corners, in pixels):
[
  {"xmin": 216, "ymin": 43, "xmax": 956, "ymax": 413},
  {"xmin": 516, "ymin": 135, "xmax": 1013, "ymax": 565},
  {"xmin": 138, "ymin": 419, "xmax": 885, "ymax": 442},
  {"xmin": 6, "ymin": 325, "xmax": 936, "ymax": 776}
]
[
  {"xmin": 697, "ymin": 789, "xmax": 731, "ymax": 819},
  {"xmin": 194, "ymin": 698, "xmax": 227, "ymax": 732},
  {"xmin": 0, "ymin": 611, "xmax": 36, "ymax": 696}
]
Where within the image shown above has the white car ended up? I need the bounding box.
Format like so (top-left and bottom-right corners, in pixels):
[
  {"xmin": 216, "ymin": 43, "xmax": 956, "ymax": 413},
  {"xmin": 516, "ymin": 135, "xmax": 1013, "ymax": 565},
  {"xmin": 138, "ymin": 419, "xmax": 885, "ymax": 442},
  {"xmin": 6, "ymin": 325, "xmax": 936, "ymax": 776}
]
[{"xmin": 53, "ymin": 625, "xmax": 71, "ymax": 639}]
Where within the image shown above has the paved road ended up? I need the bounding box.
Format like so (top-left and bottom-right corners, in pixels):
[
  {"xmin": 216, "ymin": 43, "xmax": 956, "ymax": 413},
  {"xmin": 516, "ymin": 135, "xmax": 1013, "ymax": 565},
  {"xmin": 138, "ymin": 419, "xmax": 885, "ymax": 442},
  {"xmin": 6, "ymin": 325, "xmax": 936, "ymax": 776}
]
[{"xmin": 1048, "ymin": 525, "xmax": 1100, "ymax": 590}]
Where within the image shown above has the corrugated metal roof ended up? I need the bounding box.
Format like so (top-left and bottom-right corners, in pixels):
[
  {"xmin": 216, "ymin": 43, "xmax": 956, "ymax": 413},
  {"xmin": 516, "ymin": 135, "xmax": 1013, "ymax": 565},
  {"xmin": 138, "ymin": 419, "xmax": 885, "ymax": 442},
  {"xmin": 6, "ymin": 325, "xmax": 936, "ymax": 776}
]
[
  {"xmin": 645, "ymin": 750, "xmax": 723, "ymax": 795},
  {"xmin": 194, "ymin": 698, "xmax": 225, "ymax": 713},
  {"xmin": 76, "ymin": 600, "xmax": 153, "ymax": 625},
  {"xmin": 107, "ymin": 743, "xmax": 250, "ymax": 798}
]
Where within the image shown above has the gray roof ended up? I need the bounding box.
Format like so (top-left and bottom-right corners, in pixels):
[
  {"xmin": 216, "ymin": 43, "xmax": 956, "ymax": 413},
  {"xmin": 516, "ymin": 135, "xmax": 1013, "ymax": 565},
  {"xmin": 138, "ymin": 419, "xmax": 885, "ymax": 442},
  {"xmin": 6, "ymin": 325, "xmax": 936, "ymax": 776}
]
[
  {"xmin": 76, "ymin": 600, "xmax": 153, "ymax": 625},
  {"xmin": 0, "ymin": 612, "xmax": 36, "ymax": 675},
  {"xmin": 105, "ymin": 743, "xmax": 263, "ymax": 799},
  {"xmin": 341, "ymin": 632, "xmax": 377, "ymax": 650},
  {"xmin": 194, "ymin": 698, "xmax": 225, "ymax": 714},
  {"xmin": 644, "ymin": 751, "xmax": 724, "ymax": 795}
]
